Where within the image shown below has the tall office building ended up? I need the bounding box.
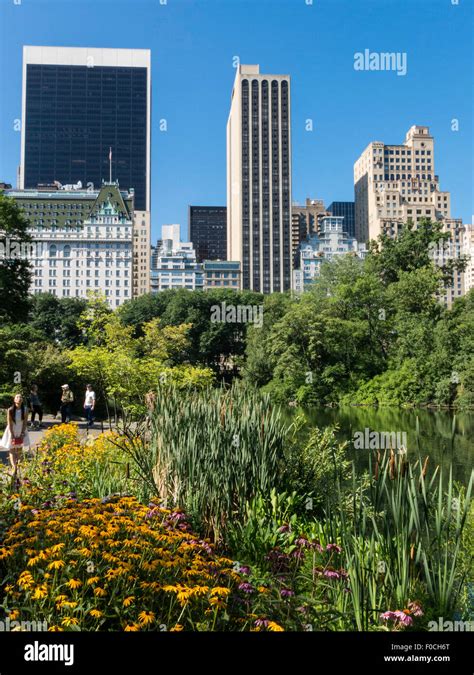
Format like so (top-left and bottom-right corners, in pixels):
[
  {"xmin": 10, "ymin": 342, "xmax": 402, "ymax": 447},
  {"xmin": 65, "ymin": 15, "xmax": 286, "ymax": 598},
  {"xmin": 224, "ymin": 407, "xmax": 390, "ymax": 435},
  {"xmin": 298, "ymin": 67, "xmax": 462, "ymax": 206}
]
[
  {"xmin": 20, "ymin": 46, "xmax": 151, "ymax": 295},
  {"xmin": 326, "ymin": 201, "xmax": 355, "ymax": 238},
  {"xmin": 189, "ymin": 206, "xmax": 227, "ymax": 262},
  {"xmin": 354, "ymin": 126, "xmax": 450, "ymax": 243},
  {"xmin": 354, "ymin": 125, "xmax": 464, "ymax": 306},
  {"xmin": 227, "ymin": 64, "xmax": 292, "ymax": 293}
]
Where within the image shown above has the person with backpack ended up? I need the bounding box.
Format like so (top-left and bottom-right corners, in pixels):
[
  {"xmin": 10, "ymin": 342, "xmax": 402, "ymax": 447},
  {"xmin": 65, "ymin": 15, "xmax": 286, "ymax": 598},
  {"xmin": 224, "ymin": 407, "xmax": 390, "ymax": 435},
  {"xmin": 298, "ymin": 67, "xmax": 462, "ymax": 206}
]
[
  {"xmin": 0, "ymin": 393, "xmax": 30, "ymax": 472},
  {"xmin": 83, "ymin": 384, "xmax": 96, "ymax": 428},
  {"xmin": 29, "ymin": 384, "xmax": 43, "ymax": 429},
  {"xmin": 60, "ymin": 384, "xmax": 74, "ymax": 423}
]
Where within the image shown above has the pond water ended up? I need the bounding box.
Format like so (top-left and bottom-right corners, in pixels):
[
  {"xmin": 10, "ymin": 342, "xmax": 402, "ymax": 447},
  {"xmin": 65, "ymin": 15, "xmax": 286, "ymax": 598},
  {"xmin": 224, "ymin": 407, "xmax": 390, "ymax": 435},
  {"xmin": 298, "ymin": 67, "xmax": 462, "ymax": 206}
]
[{"xmin": 303, "ymin": 407, "xmax": 473, "ymax": 486}]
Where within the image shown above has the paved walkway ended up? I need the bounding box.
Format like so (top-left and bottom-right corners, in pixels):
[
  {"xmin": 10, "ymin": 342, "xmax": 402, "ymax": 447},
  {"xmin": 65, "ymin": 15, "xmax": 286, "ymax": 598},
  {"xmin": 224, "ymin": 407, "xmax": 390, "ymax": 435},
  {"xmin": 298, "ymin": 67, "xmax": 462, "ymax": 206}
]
[{"xmin": 0, "ymin": 414, "xmax": 110, "ymax": 466}]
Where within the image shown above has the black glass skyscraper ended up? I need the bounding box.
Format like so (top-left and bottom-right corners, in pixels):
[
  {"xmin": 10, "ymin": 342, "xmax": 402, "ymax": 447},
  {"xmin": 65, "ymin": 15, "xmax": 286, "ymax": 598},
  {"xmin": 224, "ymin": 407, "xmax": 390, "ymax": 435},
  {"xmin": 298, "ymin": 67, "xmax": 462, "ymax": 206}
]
[
  {"xmin": 189, "ymin": 206, "xmax": 227, "ymax": 262},
  {"xmin": 21, "ymin": 47, "xmax": 150, "ymax": 212},
  {"xmin": 326, "ymin": 202, "xmax": 355, "ymax": 238}
]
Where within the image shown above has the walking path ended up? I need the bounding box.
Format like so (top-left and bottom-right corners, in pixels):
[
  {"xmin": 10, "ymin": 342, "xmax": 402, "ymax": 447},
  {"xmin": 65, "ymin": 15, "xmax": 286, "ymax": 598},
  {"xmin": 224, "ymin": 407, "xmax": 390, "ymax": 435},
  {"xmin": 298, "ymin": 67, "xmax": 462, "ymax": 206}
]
[{"xmin": 0, "ymin": 414, "xmax": 108, "ymax": 466}]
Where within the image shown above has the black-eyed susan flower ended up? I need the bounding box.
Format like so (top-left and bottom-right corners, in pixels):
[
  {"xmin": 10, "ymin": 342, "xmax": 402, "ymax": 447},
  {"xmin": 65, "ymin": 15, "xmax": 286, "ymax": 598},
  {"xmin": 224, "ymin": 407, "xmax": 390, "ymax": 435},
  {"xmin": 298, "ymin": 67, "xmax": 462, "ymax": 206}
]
[
  {"xmin": 138, "ymin": 611, "xmax": 155, "ymax": 626},
  {"xmin": 47, "ymin": 560, "xmax": 65, "ymax": 571},
  {"xmin": 61, "ymin": 617, "xmax": 79, "ymax": 627},
  {"xmin": 89, "ymin": 609, "xmax": 103, "ymax": 619}
]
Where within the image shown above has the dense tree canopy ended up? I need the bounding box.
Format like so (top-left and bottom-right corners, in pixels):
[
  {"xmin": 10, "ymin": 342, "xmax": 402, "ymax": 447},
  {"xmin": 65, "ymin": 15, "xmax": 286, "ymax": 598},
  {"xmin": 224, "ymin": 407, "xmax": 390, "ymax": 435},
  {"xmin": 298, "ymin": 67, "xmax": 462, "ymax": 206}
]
[
  {"xmin": 0, "ymin": 217, "xmax": 472, "ymax": 412},
  {"xmin": 0, "ymin": 194, "xmax": 32, "ymax": 323}
]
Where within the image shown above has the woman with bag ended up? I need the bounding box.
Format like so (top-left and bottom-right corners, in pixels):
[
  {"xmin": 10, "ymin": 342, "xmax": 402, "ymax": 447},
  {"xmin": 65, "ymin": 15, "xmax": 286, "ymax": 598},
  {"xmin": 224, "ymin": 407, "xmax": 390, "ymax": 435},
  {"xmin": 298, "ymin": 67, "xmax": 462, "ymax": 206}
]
[{"xmin": 0, "ymin": 393, "xmax": 30, "ymax": 472}]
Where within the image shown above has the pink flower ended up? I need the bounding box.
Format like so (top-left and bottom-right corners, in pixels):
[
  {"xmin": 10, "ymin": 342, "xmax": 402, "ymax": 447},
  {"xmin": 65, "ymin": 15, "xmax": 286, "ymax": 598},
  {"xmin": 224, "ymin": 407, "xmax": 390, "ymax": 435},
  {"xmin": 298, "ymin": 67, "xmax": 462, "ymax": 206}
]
[
  {"xmin": 394, "ymin": 611, "xmax": 413, "ymax": 626},
  {"xmin": 380, "ymin": 611, "xmax": 397, "ymax": 621},
  {"xmin": 407, "ymin": 601, "xmax": 423, "ymax": 617},
  {"xmin": 380, "ymin": 610, "xmax": 414, "ymax": 627},
  {"xmin": 280, "ymin": 588, "xmax": 294, "ymax": 597},
  {"xmin": 326, "ymin": 543, "xmax": 342, "ymax": 553}
]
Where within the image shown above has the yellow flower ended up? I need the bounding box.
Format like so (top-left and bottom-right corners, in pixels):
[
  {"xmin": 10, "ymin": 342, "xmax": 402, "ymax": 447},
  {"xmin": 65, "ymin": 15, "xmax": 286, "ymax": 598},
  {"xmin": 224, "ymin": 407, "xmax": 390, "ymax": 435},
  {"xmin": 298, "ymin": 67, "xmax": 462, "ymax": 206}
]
[
  {"xmin": 122, "ymin": 596, "xmax": 135, "ymax": 608},
  {"xmin": 48, "ymin": 626, "xmax": 64, "ymax": 632},
  {"xmin": 50, "ymin": 542, "xmax": 65, "ymax": 553},
  {"xmin": 138, "ymin": 611, "xmax": 155, "ymax": 626},
  {"xmin": 93, "ymin": 587, "xmax": 107, "ymax": 597},
  {"xmin": 86, "ymin": 576, "xmax": 100, "ymax": 585},
  {"xmin": 89, "ymin": 609, "xmax": 103, "ymax": 618},
  {"xmin": 66, "ymin": 579, "xmax": 82, "ymax": 590},
  {"xmin": 32, "ymin": 584, "xmax": 48, "ymax": 600},
  {"xmin": 8, "ymin": 610, "xmax": 20, "ymax": 620},
  {"xmin": 47, "ymin": 560, "xmax": 65, "ymax": 570},
  {"xmin": 124, "ymin": 624, "xmax": 140, "ymax": 632},
  {"xmin": 209, "ymin": 587, "xmax": 231, "ymax": 598},
  {"xmin": 267, "ymin": 621, "xmax": 284, "ymax": 632},
  {"xmin": 18, "ymin": 571, "xmax": 35, "ymax": 589},
  {"xmin": 170, "ymin": 624, "xmax": 183, "ymax": 632},
  {"xmin": 61, "ymin": 617, "xmax": 79, "ymax": 627},
  {"xmin": 27, "ymin": 556, "xmax": 41, "ymax": 567}
]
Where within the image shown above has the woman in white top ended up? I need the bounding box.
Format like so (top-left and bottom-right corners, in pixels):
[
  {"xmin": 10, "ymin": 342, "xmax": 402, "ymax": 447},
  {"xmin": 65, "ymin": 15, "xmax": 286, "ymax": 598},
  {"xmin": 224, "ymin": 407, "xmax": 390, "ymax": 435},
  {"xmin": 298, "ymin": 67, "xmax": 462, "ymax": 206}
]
[
  {"xmin": 1, "ymin": 393, "xmax": 31, "ymax": 471},
  {"xmin": 84, "ymin": 384, "xmax": 96, "ymax": 428}
]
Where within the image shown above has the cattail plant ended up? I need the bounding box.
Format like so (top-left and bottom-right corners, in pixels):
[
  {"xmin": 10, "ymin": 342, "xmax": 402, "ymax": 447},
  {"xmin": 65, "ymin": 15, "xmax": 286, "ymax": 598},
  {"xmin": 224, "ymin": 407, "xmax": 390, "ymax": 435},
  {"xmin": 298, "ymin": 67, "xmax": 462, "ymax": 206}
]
[
  {"xmin": 317, "ymin": 451, "xmax": 472, "ymax": 630},
  {"xmin": 135, "ymin": 383, "xmax": 288, "ymax": 541}
]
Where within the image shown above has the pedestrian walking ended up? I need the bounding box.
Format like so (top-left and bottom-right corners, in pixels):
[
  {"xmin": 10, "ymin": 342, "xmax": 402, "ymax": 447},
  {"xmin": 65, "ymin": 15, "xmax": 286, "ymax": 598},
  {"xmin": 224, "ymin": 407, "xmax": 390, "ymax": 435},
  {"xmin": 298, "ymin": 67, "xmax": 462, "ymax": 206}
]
[
  {"xmin": 60, "ymin": 384, "xmax": 74, "ymax": 423},
  {"xmin": 0, "ymin": 393, "xmax": 30, "ymax": 472},
  {"xmin": 84, "ymin": 384, "xmax": 96, "ymax": 427},
  {"xmin": 29, "ymin": 384, "xmax": 43, "ymax": 429}
]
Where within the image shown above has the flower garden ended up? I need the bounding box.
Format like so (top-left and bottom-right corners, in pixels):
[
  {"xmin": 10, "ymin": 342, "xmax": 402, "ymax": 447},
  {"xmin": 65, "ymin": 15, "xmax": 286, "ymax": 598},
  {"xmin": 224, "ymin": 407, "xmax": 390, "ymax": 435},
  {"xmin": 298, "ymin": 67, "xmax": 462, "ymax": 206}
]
[{"xmin": 0, "ymin": 386, "xmax": 472, "ymax": 632}]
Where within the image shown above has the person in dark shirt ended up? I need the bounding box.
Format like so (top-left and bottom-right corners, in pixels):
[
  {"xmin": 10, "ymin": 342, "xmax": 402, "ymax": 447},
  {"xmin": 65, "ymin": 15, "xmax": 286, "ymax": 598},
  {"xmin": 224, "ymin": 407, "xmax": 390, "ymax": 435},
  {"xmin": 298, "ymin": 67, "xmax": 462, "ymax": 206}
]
[{"xmin": 29, "ymin": 384, "xmax": 43, "ymax": 429}]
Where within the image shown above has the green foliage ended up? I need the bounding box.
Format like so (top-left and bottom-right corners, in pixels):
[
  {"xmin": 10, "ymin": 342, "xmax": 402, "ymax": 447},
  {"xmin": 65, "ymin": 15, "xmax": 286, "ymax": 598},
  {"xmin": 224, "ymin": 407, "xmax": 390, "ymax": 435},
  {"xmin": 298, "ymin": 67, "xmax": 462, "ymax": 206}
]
[
  {"xmin": 0, "ymin": 194, "xmax": 32, "ymax": 323},
  {"xmin": 119, "ymin": 383, "xmax": 289, "ymax": 542},
  {"xmin": 243, "ymin": 221, "xmax": 474, "ymax": 408},
  {"xmin": 68, "ymin": 314, "xmax": 213, "ymax": 412},
  {"xmin": 28, "ymin": 293, "xmax": 88, "ymax": 348},
  {"xmin": 118, "ymin": 288, "xmax": 264, "ymax": 374},
  {"xmin": 282, "ymin": 415, "xmax": 352, "ymax": 513},
  {"xmin": 225, "ymin": 489, "xmax": 306, "ymax": 567}
]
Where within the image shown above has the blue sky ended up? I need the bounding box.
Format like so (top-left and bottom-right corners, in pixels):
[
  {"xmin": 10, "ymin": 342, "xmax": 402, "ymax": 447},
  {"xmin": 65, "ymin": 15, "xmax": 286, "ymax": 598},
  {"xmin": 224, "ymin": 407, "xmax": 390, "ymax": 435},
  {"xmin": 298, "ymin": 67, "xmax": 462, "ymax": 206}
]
[{"xmin": 0, "ymin": 0, "xmax": 472, "ymax": 242}]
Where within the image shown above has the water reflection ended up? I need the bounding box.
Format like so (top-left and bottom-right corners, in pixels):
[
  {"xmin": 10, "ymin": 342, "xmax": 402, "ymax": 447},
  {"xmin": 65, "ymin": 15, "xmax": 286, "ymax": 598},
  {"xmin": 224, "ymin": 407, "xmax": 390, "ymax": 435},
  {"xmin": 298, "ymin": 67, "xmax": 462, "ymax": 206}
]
[{"xmin": 302, "ymin": 407, "xmax": 473, "ymax": 486}]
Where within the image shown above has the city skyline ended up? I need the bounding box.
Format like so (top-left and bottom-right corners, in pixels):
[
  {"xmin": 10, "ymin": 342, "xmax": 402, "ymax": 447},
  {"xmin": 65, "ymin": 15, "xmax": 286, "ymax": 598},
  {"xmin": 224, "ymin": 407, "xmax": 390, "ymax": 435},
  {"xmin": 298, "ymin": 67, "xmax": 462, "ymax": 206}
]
[{"xmin": 0, "ymin": 0, "xmax": 472, "ymax": 243}]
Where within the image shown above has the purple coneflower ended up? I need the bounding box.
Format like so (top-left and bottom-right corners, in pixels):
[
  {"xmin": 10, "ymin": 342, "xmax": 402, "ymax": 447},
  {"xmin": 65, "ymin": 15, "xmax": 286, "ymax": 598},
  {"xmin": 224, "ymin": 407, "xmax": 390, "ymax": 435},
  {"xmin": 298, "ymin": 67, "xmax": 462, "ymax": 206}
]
[
  {"xmin": 280, "ymin": 588, "xmax": 294, "ymax": 598},
  {"xmin": 238, "ymin": 582, "xmax": 255, "ymax": 594},
  {"xmin": 326, "ymin": 543, "xmax": 342, "ymax": 553},
  {"xmin": 255, "ymin": 618, "xmax": 269, "ymax": 628}
]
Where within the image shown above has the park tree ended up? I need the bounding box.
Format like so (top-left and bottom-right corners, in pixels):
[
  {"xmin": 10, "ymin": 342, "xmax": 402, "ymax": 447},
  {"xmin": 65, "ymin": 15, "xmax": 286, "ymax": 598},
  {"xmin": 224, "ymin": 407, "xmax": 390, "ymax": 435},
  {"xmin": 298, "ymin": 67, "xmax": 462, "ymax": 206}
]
[
  {"xmin": 28, "ymin": 293, "xmax": 88, "ymax": 347},
  {"xmin": 0, "ymin": 194, "xmax": 32, "ymax": 323}
]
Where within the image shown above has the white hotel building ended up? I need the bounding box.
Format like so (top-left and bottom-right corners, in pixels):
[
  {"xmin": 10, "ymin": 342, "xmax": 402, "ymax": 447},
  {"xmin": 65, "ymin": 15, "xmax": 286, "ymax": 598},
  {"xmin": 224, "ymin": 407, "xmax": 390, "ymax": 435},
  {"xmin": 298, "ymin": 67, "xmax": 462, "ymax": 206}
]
[{"xmin": 3, "ymin": 181, "xmax": 134, "ymax": 307}]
